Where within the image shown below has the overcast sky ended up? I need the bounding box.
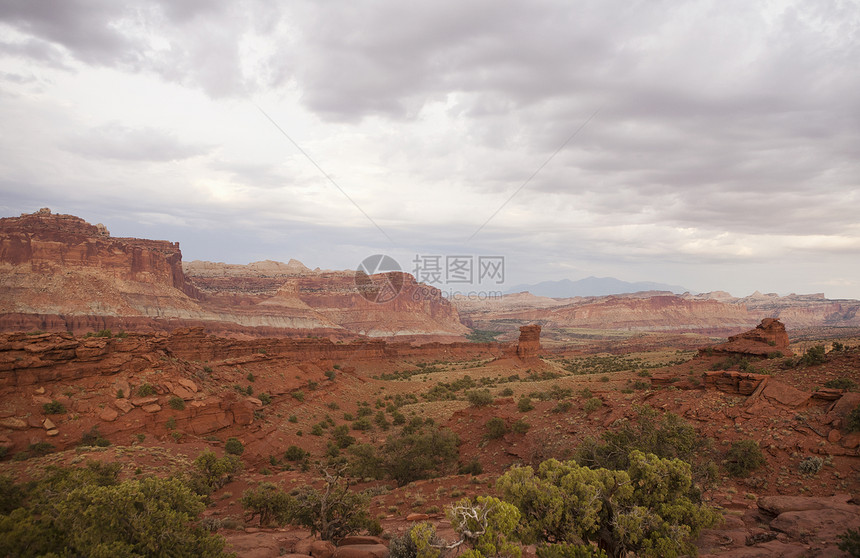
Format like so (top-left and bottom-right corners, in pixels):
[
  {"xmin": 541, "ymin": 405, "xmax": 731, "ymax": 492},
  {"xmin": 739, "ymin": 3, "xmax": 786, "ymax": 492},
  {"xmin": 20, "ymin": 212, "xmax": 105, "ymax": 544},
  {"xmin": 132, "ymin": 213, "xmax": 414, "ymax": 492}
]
[{"xmin": 1, "ymin": 0, "xmax": 858, "ymax": 298}]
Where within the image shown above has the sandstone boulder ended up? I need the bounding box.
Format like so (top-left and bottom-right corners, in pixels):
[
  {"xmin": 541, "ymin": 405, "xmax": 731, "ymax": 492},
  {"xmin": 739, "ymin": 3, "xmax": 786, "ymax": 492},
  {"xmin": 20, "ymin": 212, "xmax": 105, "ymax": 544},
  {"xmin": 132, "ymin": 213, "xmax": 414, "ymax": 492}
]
[
  {"xmin": 760, "ymin": 381, "xmax": 809, "ymax": 407},
  {"xmin": 310, "ymin": 539, "xmax": 336, "ymax": 558},
  {"xmin": 114, "ymin": 399, "xmax": 134, "ymax": 414},
  {"xmin": 770, "ymin": 507, "xmax": 860, "ymax": 541},
  {"xmin": 758, "ymin": 495, "xmax": 853, "ymax": 516},
  {"xmin": 100, "ymin": 407, "xmax": 118, "ymax": 422},
  {"xmin": 333, "ymin": 545, "xmax": 389, "ymax": 558},
  {"xmin": 178, "ymin": 378, "xmax": 198, "ymax": 392},
  {"xmin": 0, "ymin": 417, "xmax": 27, "ymax": 430},
  {"xmin": 826, "ymin": 392, "xmax": 860, "ymax": 425}
]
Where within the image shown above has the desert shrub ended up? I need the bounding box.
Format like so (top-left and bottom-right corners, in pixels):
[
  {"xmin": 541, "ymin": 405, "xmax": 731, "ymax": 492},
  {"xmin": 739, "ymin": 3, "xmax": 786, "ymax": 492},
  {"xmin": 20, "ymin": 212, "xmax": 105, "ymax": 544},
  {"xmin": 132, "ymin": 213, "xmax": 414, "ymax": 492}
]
[
  {"xmin": 847, "ymin": 405, "xmax": 860, "ymax": 432},
  {"xmin": 312, "ymin": 424, "xmax": 325, "ymax": 436},
  {"xmin": 258, "ymin": 392, "xmax": 272, "ymax": 405},
  {"xmin": 288, "ymin": 470, "xmax": 372, "ymax": 540},
  {"xmin": 225, "ymin": 437, "xmax": 244, "ymax": 456},
  {"xmin": 16, "ymin": 442, "xmax": 55, "ymax": 459},
  {"xmin": 839, "ymin": 528, "xmax": 860, "ymax": 556},
  {"xmin": 825, "ymin": 377, "xmax": 857, "ymax": 390},
  {"xmin": 392, "ymin": 410, "xmax": 407, "ymax": 425},
  {"xmin": 166, "ymin": 417, "xmax": 177, "ymax": 430},
  {"xmin": 246, "ymin": 372, "xmax": 255, "ymax": 382},
  {"xmin": 0, "ymin": 475, "xmax": 25, "ymax": 514},
  {"xmin": 799, "ymin": 345, "xmax": 827, "ymax": 366},
  {"xmin": 551, "ymin": 401, "xmax": 572, "ymax": 413},
  {"xmin": 724, "ymin": 439, "xmax": 766, "ymax": 477},
  {"xmin": 448, "ymin": 496, "xmax": 521, "ymax": 558},
  {"xmin": 799, "ymin": 456, "xmax": 823, "ymax": 476},
  {"xmin": 374, "ymin": 411, "xmax": 390, "ymax": 430},
  {"xmin": 511, "ymin": 419, "xmax": 530, "ymax": 434},
  {"xmin": 358, "ymin": 424, "xmax": 460, "ymax": 486},
  {"xmin": 389, "ymin": 522, "xmax": 443, "ymax": 558},
  {"xmin": 574, "ymin": 407, "xmax": 703, "ymax": 472},
  {"xmin": 288, "ymin": 414, "xmax": 298, "ymax": 423},
  {"xmin": 536, "ymin": 543, "xmax": 607, "ymax": 558},
  {"xmin": 292, "ymin": 390, "xmax": 305, "ymax": 402},
  {"xmin": 284, "ymin": 445, "xmax": 308, "ymax": 462},
  {"xmin": 497, "ymin": 451, "xmax": 720, "ymax": 558},
  {"xmin": 467, "ymin": 389, "xmax": 494, "ymax": 407},
  {"xmin": 632, "ymin": 380, "xmax": 650, "ymax": 390},
  {"xmin": 331, "ymin": 424, "xmax": 356, "ymax": 449},
  {"xmin": 583, "ymin": 398, "xmax": 603, "ymax": 413},
  {"xmin": 486, "ymin": 417, "xmax": 507, "ymax": 439},
  {"xmin": 352, "ymin": 417, "xmax": 373, "ymax": 431},
  {"xmin": 187, "ymin": 450, "xmax": 242, "ymax": 496},
  {"xmin": 241, "ymin": 482, "xmax": 294, "ymax": 526},
  {"xmin": 325, "ymin": 370, "xmax": 336, "ymax": 381},
  {"xmin": 458, "ymin": 459, "xmax": 484, "ymax": 476},
  {"xmin": 0, "ymin": 467, "xmax": 229, "ymax": 557},
  {"xmin": 347, "ymin": 443, "xmax": 384, "ymax": 479},
  {"xmin": 136, "ymin": 383, "xmax": 156, "ymax": 397},
  {"xmin": 517, "ymin": 395, "xmax": 534, "ymax": 412},
  {"xmin": 169, "ymin": 396, "xmax": 186, "ymax": 410},
  {"xmin": 80, "ymin": 426, "xmax": 110, "ymax": 447},
  {"xmin": 500, "ymin": 387, "xmax": 514, "ymax": 397},
  {"xmin": 42, "ymin": 400, "xmax": 66, "ymax": 414}
]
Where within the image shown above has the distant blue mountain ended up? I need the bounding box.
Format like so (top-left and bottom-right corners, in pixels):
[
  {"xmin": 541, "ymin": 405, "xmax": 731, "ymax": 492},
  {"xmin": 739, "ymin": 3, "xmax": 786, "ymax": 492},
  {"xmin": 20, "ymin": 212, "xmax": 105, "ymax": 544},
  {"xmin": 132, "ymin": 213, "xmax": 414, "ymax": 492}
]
[{"xmin": 505, "ymin": 276, "xmax": 689, "ymax": 298}]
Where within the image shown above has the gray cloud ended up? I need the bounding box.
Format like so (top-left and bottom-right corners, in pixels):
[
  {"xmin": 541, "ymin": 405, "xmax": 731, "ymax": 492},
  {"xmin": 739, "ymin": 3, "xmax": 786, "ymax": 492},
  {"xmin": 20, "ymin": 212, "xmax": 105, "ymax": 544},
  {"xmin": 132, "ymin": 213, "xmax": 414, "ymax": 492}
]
[{"xmin": 1, "ymin": 0, "xmax": 859, "ymax": 297}]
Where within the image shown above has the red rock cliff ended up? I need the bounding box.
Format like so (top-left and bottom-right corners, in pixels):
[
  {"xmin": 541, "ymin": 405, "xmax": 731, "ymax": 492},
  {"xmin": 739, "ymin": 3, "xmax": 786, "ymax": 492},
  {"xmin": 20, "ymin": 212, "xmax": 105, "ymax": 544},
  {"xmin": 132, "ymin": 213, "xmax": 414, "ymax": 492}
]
[{"xmin": 0, "ymin": 208, "xmax": 193, "ymax": 295}]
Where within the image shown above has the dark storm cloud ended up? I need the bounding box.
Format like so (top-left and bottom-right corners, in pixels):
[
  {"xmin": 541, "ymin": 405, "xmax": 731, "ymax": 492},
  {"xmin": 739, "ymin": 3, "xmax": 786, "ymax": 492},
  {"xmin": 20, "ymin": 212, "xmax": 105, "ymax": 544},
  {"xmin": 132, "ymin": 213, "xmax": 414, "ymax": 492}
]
[
  {"xmin": 0, "ymin": 0, "xmax": 252, "ymax": 96},
  {"xmin": 62, "ymin": 124, "xmax": 212, "ymax": 162}
]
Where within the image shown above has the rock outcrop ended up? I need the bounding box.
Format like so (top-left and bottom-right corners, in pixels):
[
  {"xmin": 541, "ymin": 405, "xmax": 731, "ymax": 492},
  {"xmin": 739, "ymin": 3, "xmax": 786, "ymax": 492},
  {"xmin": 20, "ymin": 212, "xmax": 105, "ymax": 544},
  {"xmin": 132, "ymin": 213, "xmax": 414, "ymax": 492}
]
[
  {"xmin": 515, "ymin": 324, "xmax": 541, "ymax": 359},
  {"xmin": 0, "ymin": 328, "xmax": 504, "ymax": 454},
  {"xmin": 707, "ymin": 318, "xmax": 792, "ymax": 357},
  {"xmin": 0, "ymin": 210, "xmax": 468, "ymax": 338}
]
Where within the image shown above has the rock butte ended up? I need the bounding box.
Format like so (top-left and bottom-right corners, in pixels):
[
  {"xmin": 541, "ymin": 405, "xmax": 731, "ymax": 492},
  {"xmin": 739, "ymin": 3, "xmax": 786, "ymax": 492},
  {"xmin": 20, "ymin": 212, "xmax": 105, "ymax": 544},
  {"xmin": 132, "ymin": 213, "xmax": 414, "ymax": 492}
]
[{"xmin": 0, "ymin": 209, "xmax": 467, "ymax": 339}]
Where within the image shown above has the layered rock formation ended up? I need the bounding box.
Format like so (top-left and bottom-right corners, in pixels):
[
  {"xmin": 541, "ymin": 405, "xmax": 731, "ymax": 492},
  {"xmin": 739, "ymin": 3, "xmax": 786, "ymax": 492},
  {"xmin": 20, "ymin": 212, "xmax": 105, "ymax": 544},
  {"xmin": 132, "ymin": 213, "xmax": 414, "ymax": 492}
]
[
  {"xmin": 458, "ymin": 291, "xmax": 755, "ymax": 335},
  {"xmin": 0, "ymin": 210, "xmax": 467, "ymax": 338},
  {"xmin": 456, "ymin": 289, "xmax": 860, "ymax": 337},
  {"xmin": 516, "ymin": 324, "xmax": 541, "ymax": 359},
  {"xmin": 708, "ymin": 318, "xmax": 793, "ymax": 356}
]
